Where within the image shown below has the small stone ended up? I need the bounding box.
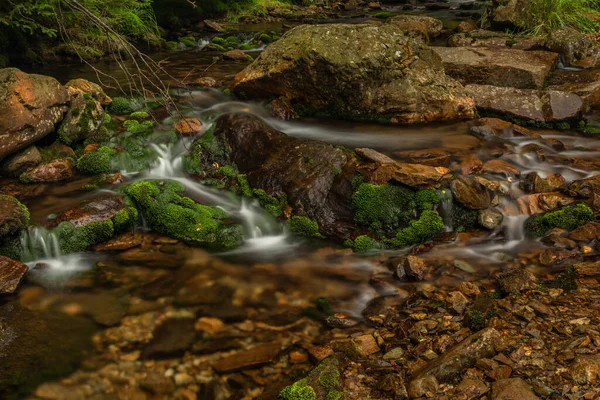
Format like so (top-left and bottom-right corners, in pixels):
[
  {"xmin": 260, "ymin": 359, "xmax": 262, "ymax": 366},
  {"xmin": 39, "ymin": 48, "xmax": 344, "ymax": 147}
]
[
  {"xmin": 383, "ymin": 347, "xmax": 405, "ymax": 360},
  {"xmin": 447, "ymin": 291, "xmax": 469, "ymax": 314},
  {"xmin": 483, "ymin": 159, "xmax": 520, "ymax": 177},
  {"xmin": 455, "ymin": 377, "xmax": 489, "ymax": 399},
  {"xmin": 458, "ymin": 282, "xmax": 481, "ymax": 297},
  {"xmin": 331, "ymin": 334, "xmax": 380, "ymax": 358},
  {"xmin": 193, "ymin": 77, "xmax": 217, "ymax": 88},
  {"xmin": 289, "ymin": 350, "xmax": 309, "ymax": 364},
  {"xmin": 174, "ymin": 118, "xmax": 203, "ymax": 136},
  {"xmin": 223, "ymin": 49, "xmax": 249, "ymax": 61},
  {"xmin": 139, "ymin": 372, "xmax": 175, "ymax": 395},
  {"xmin": 195, "ymin": 317, "xmax": 224, "ymax": 334},
  {"xmin": 498, "ymin": 268, "xmax": 537, "ymax": 293},
  {"xmin": 451, "ymin": 175, "xmax": 491, "ymax": 210},
  {"xmin": 308, "ymin": 345, "xmax": 334, "ymax": 362},
  {"xmin": 478, "ymin": 208, "xmax": 504, "ymax": 229},
  {"xmin": 174, "ymin": 372, "xmax": 193, "ymax": 386},
  {"xmin": 491, "ymin": 378, "xmax": 540, "ymax": 400},
  {"xmin": 212, "ymin": 342, "xmax": 281, "ymax": 373},
  {"xmin": 404, "ymin": 255, "xmax": 428, "ymax": 281}
]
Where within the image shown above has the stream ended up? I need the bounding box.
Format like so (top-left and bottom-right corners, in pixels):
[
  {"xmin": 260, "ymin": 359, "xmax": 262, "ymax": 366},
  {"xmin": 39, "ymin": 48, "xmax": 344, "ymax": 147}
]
[{"xmin": 4, "ymin": 25, "xmax": 600, "ymax": 400}]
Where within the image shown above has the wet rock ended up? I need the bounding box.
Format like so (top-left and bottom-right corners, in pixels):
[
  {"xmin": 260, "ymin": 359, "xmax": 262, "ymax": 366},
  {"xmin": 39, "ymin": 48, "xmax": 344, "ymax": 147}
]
[
  {"xmin": 432, "ymin": 47, "xmax": 557, "ymax": 89},
  {"xmin": 566, "ymin": 174, "xmax": 600, "ymax": 200},
  {"xmin": 538, "ymin": 192, "xmax": 576, "ymax": 212},
  {"xmin": 203, "ymin": 19, "xmax": 225, "ymax": 32},
  {"xmin": 570, "ymin": 355, "xmax": 600, "ymax": 384},
  {"xmin": 483, "ymin": 159, "xmax": 520, "ymax": 177},
  {"xmin": 0, "ymin": 68, "xmax": 69, "ymax": 161},
  {"xmin": 356, "ymin": 148, "xmax": 395, "ymax": 165},
  {"xmin": 455, "ymin": 377, "xmax": 489, "ymax": 399},
  {"xmin": 573, "ymin": 259, "xmax": 600, "ymax": 276},
  {"xmin": 270, "ymin": 97, "xmax": 295, "ymax": 120},
  {"xmin": 491, "ymin": 378, "xmax": 540, "ymax": 400},
  {"xmin": 548, "ymin": 68, "xmax": 600, "ymax": 110},
  {"xmin": 0, "ymin": 301, "xmax": 96, "ymax": 394},
  {"xmin": 391, "ymin": 163, "xmax": 451, "ymax": 189},
  {"xmin": 174, "ymin": 118, "xmax": 203, "ymax": 136},
  {"xmin": 448, "ymin": 30, "xmax": 544, "ymax": 50},
  {"xmin": 59, "ymin": 292, "xmax": 128, "ymax": 326},
  {"xmin": 139, "ymin": 371, "xmax": 176, "ymax": 395},
  {"xmin": 447, "ymin": 291, "xmax": 469, "ymax": 314},
  {"xmin": 65, "ymin": 78, "xmax": 112, "ymax": 105},
  {"xmin": 491, "ymin": 0, "xmax": 530, "ymax": 28},
  {"xmin": 388, "ymin": 15, "xmax": 443, "ymax": 38},
  {"xmin": 212, "ymin": 342, "xmax": 281, "ymax": 373},
  {"xmin": 0, "ymin": 256, "xmax": 27, "ymax": 294},
  {"xmin": 466, "ymin": 85, "xmax": 585, "ymax": 122},
  {"xmin": 568, "ymin": 222, "xmax": 600, "ymax": 242},
  {"xmin": 394, "ymin": 148, "xmax": 452, "ymax": 167},
  {"xmin": 460, "ymin": 157, "xmax": 484, "ymax": 175},
  {"xmin": 457, "ymin": 21, "xmax": 477, "ymax": 33},
  {"xmin": 469, "ymin": 117, "xmax": 539, "ymax": 139},
  {"xmin": 0, "ymin": 146, "xmax": 42, "ymax": 177},
  {"xmin": 546, "ymin": 27, "xmax": 599, "ymax": 68},
  {"xmin": 223, "ymin": 49, "xmax": 249, "ymax": 61},
  {"xmin": 232, "ymin": 24, "xmax": 475, "ymax": 124},
  {"xmin": 404, "ymin": 255, "xmax": 429, "ymax": 281},
  {"xmin": 141, "ymin": 317, "xmax": 196, "ymax": 359},
  {"xmin": 57, "ymin": 92, "xmax": 105, "ymax": 145},
  {"xmin": 478, "ymin": 208, "xmax": 504, "ymax": 229},
  {"xmin": 539, "ymin": 249, "xmax": 577, "ymax": 266},
  {"xmin": 383, "ymin": 347, "xmax": 405, "ymax": 360},
  {"xmin": 408, "ymin": 328, "xmax": 500, "ymax": 398},
  {"xmin": 362, "ymin": 295, "xmax": 408, "ymax": 324},
  {"xmin": 20, "ymin": 159, "xmax": 73, "ymax": 183},
  {"xmin": 451, "ymin": 176, "xmax": 491, "ymax": 210},
  {"xmin": 520, "ymin": 172, "xmax": 566, "ymax": 194},
  {"xmin": 95, "ymin": 232, "xmax": 143, "ymax": 251},
  {"xmin": 498, "ymin": 268, "xmax": 537, "ymax": 293},
  {"xmin": 193, "ymin": 77, "xmax": 218, "ymax": 88},
  {"xmin": 331, "ymin": 334, "xmax": 380, "ymax": 358}
]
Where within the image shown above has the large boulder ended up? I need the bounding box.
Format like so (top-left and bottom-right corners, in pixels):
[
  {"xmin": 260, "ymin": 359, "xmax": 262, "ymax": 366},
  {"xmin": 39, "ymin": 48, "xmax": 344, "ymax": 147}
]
[
  {"xmin": 492, "ymin": 0, "xmax": 530, "ymax": 28},
  {"xmin": 432, "ymin": 47, "xmax": 558, "ymax": 89},
  {"xmin": 65, "ymin": 78, "xmax": 112, "ymax": 105},
  {"xmin": 232, "ymin": 24, "xmax": 475, "ymax": 124},
  {"xmin": 0, "ymin": 68, "xmax": 69, "ymax": 162},
  {"xmin": 465, "ymin": 84, "xmax": 585, "ymax": 122},
  {"xmin": 57, "ymin": 93, "xmax": 105, "ymax": 145},
  {"xmin": 0, "ymin": 195, "xmax": 30, "ymax": 260},
  {"xmin": 548, "ymin": 69, "xmax": 600, "ymax": 110}
]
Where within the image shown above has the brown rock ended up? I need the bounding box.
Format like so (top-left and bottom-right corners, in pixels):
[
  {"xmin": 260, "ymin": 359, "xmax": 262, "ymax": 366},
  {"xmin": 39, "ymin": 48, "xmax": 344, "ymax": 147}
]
[
  {"xmin": 455, "ymin": 377, "xmax": 489, "ymax": 399},
  {"xmin": 466, "ymin": 84, "xmax": 585, "ymax": 123},
  {"xmin": 356, "ymin": 148, "xmax": 395, "ymax": 164},
  {"xmin": 193, "ymin": 77, "xmax": 217, "ymax": 88},
  {"xmin": 174, "ymin": 118, "xmax": 203, "ymax": 136},
  {"xmin": 0, "ymin": 146, "xmax": 41, "ymax": 177},
  {"xmin": 0, "ymin": 256, "xmax": 27, "ymax": 294},
  {"xmin": 483, "ymin": 159, "xmax": 520, "ymax": 177},
  {"xmin": 569, "ymin": 222, "xmax": 600, "ymax": 241},
  {"xmin": 447, "ymin": 291, "xmax": 469, "ymax": 314},
  {"xmin": 83, "ymin": 144, "xmax": 99, "ymax": 154},
  {"xmin": 520, "ymin": 172, "xmax": 566, "ymax": 193},
  {"xmin": 222, "ymin": 49, "xmax": 249, "ymax": 61},
  {"xmin": 95, "ymin": 232, "xmax": 142, "ymax": 251},
  {"xmin": 212, "ymin": 343, "xmax": 281, "ymax": 373},
  {"xmin": 548, "ymin": 68, "xmax": 600, "ymax": 110},
  {"xmin": 498, "ymin": 268, "xmax": 537, "ymax": 293},
  {"xmin": 491, "ymin": 378, "xmax": 540, "ymax": 400},
  {"xmin": 404, "ymin": 255, "xmax": 428, "ymax": 281},
  {"xmin": 469, "ymin": 117, "xmax": 539, "ymax": 139},
  {"xmin": 573, "ymin": 260, "xmax": 600, "ymax": 277},
  {"xmin": 394, "ymin": 148, "xmax": 452, "ymax": 167},
  {"xmin": 308, "ymin": 345, "xmax": 334, "ymax": 362},
  {"xmin": 456, "ymin": 21, "xmax": 477, "ymax": 33},
  {"xmin": 388, "ymin": 15, "xmax": 444, "ymax": 38},
  {"xmin": 448, "ymin": 30, "xmax": 544, "ymax": 50},
  {"xmin": 479, "ymin": 208, "xmax": 504, "ymax": 229},
  {"xmin": 539, "ymin": 249, "xmax": 577, "ymax": 266},
  {"xmin": 460, "ymin": 157, "xmax": 484, "ymax": 175},
  {"xmin": 65, "ymin": 78, "xmax": 112, "ymax": 105},
  {"xmin": 451, "ymin": 175, "xmax": 491, "ymax": 210},
  {"xmin": 20, "ymin": 159, "xmax": 73, "ymax": 183},
  {"xmin": 139, "ymin": 372, "xmax": 175, "ymax": 395},
  {"xmin": 538, "ymin": 192, "xmax": 576, "ymax": 212},
  {"xmin": 432, "ymin": 47, "xmax": 558, "ymax": 89},
  {"xmin": 270, "ymin": 97, "xmax": 295, "ymax": 120},
  {"xmin": 570, "ymin": 355, "xmax": 600, "ymax": 384},
  {"xmin": 0, "ymin": 68, "xmax": 69, "ymax": 161},
  {"xmin": 203, "ymin": 20, "xmax": 225, "ymax": 32},
  {"xmin": 392, "ymin": 163, "xmax": 450, "ymax": 189},
  {"xmin": 331, "ymin": 334, "xmax": 380, "ymax": 358},
  {"xmin": 409, "ymin": 328, "xmax": 501, "ymax": 398},
  {"xmin": 367, "ymin": 1, "xmax": 382, "ymax": 9}
]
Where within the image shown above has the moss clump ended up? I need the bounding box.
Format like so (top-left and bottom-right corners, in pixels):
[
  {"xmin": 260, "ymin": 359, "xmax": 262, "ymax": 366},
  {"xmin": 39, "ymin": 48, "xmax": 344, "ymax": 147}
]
[
  {"xmin": 524, "ymin": 203, "xmax": 594, "ymax": 238},
  {"xmin": 216, "ymin": 164, "xmax": 238, "ymax": 178},
  {"xmin": 103, "ymin": 112, "xmax": 112, "ymax": 125},
  {"xmin": 415, "ymin": 189, "xmax": 444, "ymax": 211},
  {"xmin": 464, "ymin": 310, "xmax": 486, "ymax": 331},
  {"xmin": 257, "ymin": 33, "xmax": 272, "ymax": 43},
  {"xmin": 373, "ymin": 11, "xmax": 396, "ymax": 18},
  {"xmin": 111, "ymin": 200, "xmax": 139, "ymax": 232},
  {"xmin": 391, "ymin": 210, "xmax": 444, "ymax": 248},
  {"xmin": 253, "ymin": 189, "xmax": 288, "ymax": 217},
  {"xmin": 129, "ymin": 111, "xmax": 149, "ymax": 119},
  {"xmin": 279, "ymin": 379, "xmax": 316, "ymax": 400},
  {"xmin": 123, "ymin": 119, "xmax": 154, "ymax": 134},
  {"xmin": 84, "ymin": 126, "xmax": 112, "ymax": 146},
  {"xmin": 77, "ymin": 146, "xmax": 115, "ymax": 175},
  {"xmin": 237, "ymin": 174, "xmax": 253, "ymax": 197},
  {"xmin": 55, "ymin": 220, "xmax": 114, "ymax": 254},
  {"xmin": 289, "ymin": 216, "xmax": 323, "ymax": 238},
  {"xmin": 108, "ymin": 97, "xmax": 136, "ymax": 115},
  {"xmin": 0, "ymin": 236, "xmax": 22, "ymax": 260},
  {"xmin": 451, "ymin": 204, "xmax": 479, "ymax": 232},
  {"xmin": 352, "ymin": 182, "xmax": 415, "ymax": 232},
  {"xmin": 344, "ymin": 235, "xmax": 383, "ymax": 252},
  {"xmin": 125, "ymin": 180, "xmax": 243, "ymax": 249},
  {"xmin": 179, "ymin": 36, "xmax": 197, "ymax": 48}
]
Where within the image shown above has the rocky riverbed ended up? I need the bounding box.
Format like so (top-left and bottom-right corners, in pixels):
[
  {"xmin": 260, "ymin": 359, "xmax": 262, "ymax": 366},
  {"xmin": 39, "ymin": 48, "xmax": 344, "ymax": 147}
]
[{"xmin": 2, "ymin": 2, "xmax": 600, "ymax": 399}]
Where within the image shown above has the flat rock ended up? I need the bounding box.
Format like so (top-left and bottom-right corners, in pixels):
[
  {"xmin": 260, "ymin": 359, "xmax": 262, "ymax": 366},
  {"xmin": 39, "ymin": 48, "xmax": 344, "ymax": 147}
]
[
  {"xmin": 212, "ymin": 342, "xmax": 281, "ymax": 373},
  {"xmin": 392, "ymin": 163, "xmax": 451, "ymax": 189},
  {"xmin": 432, "ymin": 47, "xmax": 558, "ymax": 89},
  {"xmin": 491, "ymin": 378, "xmax": 540, "ymax": 400},
  {"xmin": 388, "ymin": 15, "xmax": 443, "ymax": 38},
  {"xmin": 20, "ymin": 159, "xmax": 73, "ymax": 183},
  {"xmin": 568, "ymin": 222, "xmax": 600, "ymax": 241},
  {"xmin": 331, "ymin": 334, "xmax": 380, "ymax": 358},
  {"xmin": 174, "ymin": 118, "xmax": 203, "ymax": 136},
  {"xmin": 548, "ymin": 69, "xmax": 600, "ymax": 110},
  {"xmin": 469, "ymin": 117, "xmax": 539, "ymax": 139},
  {"xmin": 451, "ymin": 175, "xmax": 491, "ymax": 210},
  {"xmin": 0, "ymin": 256, "xmax": 27, "ymax": 294},
  {"xmin": 409, "ymin": 328, "xmax": 500, "ymax": 398},
  {"xmin": 466, "ymin": 84, "xmax": 585, "ymax": 122},
  {"xmin": 448, "ymin": 30, "xmax": 544, "ymax": 50}
]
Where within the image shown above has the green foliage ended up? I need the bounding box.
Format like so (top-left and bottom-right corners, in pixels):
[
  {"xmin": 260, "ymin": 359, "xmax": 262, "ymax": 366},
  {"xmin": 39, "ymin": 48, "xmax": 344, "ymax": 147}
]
[
  {"xmin": 391, "ymin": 210, "xmax": 444, "ymax": 248},
  {"xmin": 125, "ymin": 180, "xmax": 243, "ymax": 249},
  {"xmin": 352, "ymin": 182, "xmax": 415, "ymax": 232},
  {"xmin": 289, "ymin": 216, "xmax": 323, "ymax": 238},
  {"xmin": 344, "ymin": 235, "xmax": 383, "ymax": 252},
  {"xmin": 0, "ymin": 1, "xmax": 58, "ymax": 37},
  {"xmin": 524, "ymin": 203, "xmax": 594, "ymax": 237},
  {"xmin": 373, "ymin": 11, "xmax": 396, "ymax": 19},
  {"xmin": 77, "ymin": 146, "xmax": 115, "ymax": 175},
  {"xmin": 523, "ymin": 0, "xmax": 600, "ymax": 34},
  {"xmin": 237, "ymin": 174, "xmax": 253, "ymax": 197}
]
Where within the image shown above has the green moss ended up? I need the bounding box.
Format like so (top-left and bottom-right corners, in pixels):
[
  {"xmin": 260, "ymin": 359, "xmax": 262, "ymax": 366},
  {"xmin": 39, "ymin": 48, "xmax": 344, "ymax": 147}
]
[
  {"xmin": 55, "ymin": 220, "xmax": 114, "ymax": 254},
  {"xmin": 111, "ymin": 201, "xmax": 138, "ymax": 232},
  {"xmin": 289, "ymin": 216, "xmax": 323, "ymax": 238},
  {"xmin": 77, "ymin": 146, "xmax": 115, "ymax": 175},
  {"xmin": 123, "ymin": 119, "xmax": 153, "ymax": 134},
  {"xmin": 129, "ymin": 111, "xmax": 149, "ymax": 119},
  {"xmin": 0, "ymin": 195, "xmax": 30, "ymax": 237},
  {"xmin": 253, "ymin": 189, "xmax": 287, "ymax": 217},
  {"xmin": 318, "ymin": 367, "xmax": 340, "ymax": 391},
  {"xmin": 464, "ymin": 310, "xmax": 486, "ymax": 331},
  {"xmin": 345, "ymin": 235, "xmax": 383, "ymax": 252},
  {"xmin": 373, "ymin": 11, "xmax": 396, "ymax": 18},
  {"xmin": 415, "ymin": 189, "xmax": 443, "ymax": 211},
  {"xmin": 212, "ymin": 37, "xmax": 226, "ymax": 45},
  {"xmin": 326, "ymin": 391, "xmax": 341, "ymax": 400},
  {"xmin": 108, "ymin": 97, "xmax": 136, "ymax": 115},
  {"xmin": 0, "ymin": 236, "xmax": 23, "ymax": 260},
  {"xmin": 524, "ymin": 203, "xmax": 594, "ymax": 238},
  {"xmin": 391, "ymin": 210, "xmax": 444, "ymax": 248},
  {"xmin": 216, "ymin": 164, "xmax": 238, "ymax": 178},
  {"xmin": 237, "ymin": 174, "xmax": 253, "ymax": 197},
  {"xmin": 451, "ymin": 204, "xmax": 479, "ymax": 232},
  {"xmin": 279, "ymin": 379, "xmax": 316, "ymax": 400},
  {"xmin": 125, "ymin": 180, "xmax": 243, "ymax": 249},
  {"xmin": 352, "ymin": 182, "xmax": 415, "ymax": 232},
  {"xmin": 257, "ymin": 33, "xmax": 272, "ymax": 43},
  {"xmin": 179, "ymin": 36, "xmax": 197, "ymax": 47}
]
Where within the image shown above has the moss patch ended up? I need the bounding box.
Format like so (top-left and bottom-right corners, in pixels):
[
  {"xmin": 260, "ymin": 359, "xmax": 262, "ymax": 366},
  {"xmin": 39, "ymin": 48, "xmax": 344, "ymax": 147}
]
[
  {"xmin": 344, "ymin": 235, "xmax": 383, "ymax": 252},
  {"xmin": 524, "ymin": 203, "xmax": 594, "ymax": 238},
  {"xmin": 352, "ymin": 182, "xmax": 415, "ymax": 232},
  {"xmin": 289, "ymin": 216, "xmax": 323, "ymax": 238},
  {"xmin": 55, "ymin": 220, "xmax": 115, "ymax": 254},
  {"xmin": 391, "ymin": 210, "xmax": 444, "ymax": 248},
  {"xmin": 125, "ymin": 180, "xmax": 243, "ymax": 249},
  {"xmin": 77, "ymin": 146, "xmax": 115, "ymax": 175}
]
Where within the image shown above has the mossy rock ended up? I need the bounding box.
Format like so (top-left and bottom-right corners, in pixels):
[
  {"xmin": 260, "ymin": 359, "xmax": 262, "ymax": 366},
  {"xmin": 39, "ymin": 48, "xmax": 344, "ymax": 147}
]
[
  {"xmin": 279, "ymin": 357, "xmax": 342, "ymax": 400},
  {"xmin": 107, "ymin": 97, "xmax": 139, "ymax": 115},
  {"xmin": 123, "ymin": 119, "xmax": 154, "ymax": 134},
  {"xmin": 344, "ymin": 235, "xmax": 383, "ymax": 253},
  {"xmin": 125, "ymin": 180, "xmax": 243, "ymax": 249},
  {"xmin": 57, "ymin": 93, "xmax": 105, "ymax": 145},
  {"xmin": 76, "ymin": 146, "xmax": 115, "ymax": 175},
  {"xmin": 391, "ymin": 210, "xmax": 444, "ymax": 248},
  {"xmin": 524, "ymin": 203, "xmax": 594, "ymax": 238},
  {"xmin": 352, "ymin": 182, "xmax": 415, "ymax": 232},
  {"xmin": 55, "ymin": 220, "xmax": 115, "ymax": 254},
  {"xmin": 289, "ymin": 216, "xmax": 323, "ymax": 238},
  {"xmin": 0, "ymin": 195, "xmax": 30, "ymax": 260}
]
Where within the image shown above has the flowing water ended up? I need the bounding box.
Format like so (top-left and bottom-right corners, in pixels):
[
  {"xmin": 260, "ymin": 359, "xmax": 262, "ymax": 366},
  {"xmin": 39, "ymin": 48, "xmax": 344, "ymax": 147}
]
[{"xmin": 5, "ymin": 37, "xmax": 600, "ymax": 398}]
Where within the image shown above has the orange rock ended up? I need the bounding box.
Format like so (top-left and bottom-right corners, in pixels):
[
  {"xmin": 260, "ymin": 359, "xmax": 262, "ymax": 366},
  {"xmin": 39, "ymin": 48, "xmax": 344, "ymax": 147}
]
[
  {"xmin": 174, "ymin": 118, "xmax": 203, "ymax": 136},
  {"xmin": 83, "ymin": 144, "xmax": 99, "ymax": 154}
]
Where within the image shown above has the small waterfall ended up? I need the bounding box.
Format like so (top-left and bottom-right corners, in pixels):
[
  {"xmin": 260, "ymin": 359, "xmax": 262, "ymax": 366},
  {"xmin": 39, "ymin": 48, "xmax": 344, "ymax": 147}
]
[
  {"xmin": 21, "ymin": 226, "xmax": 61, "ymax": 262},
  {"xmin": 438, "ymin": 197, "xmax": 453, "ymax": 232}
]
